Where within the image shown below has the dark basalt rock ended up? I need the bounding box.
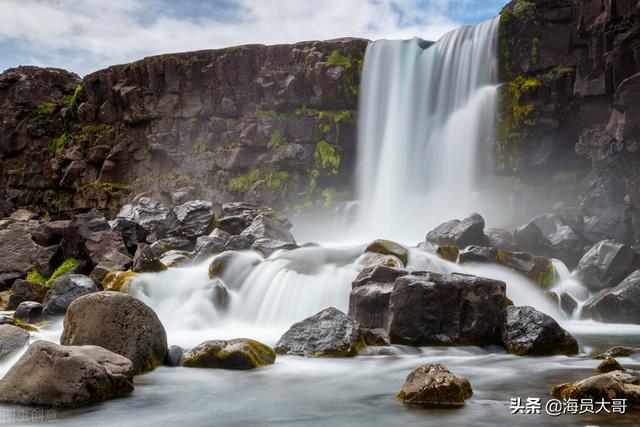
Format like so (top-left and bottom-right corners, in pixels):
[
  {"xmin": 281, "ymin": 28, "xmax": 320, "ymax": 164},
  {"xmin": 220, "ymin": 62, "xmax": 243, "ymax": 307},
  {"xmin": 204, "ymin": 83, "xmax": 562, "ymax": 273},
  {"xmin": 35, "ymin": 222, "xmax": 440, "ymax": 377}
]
[
  {"xmin": 180, "ymin": 339, "xmax": 275, "ymax": 369},
  {"xmin": 485, "ymin": 228, "xmax": 519, "ymax": 251},
  {"xmin": 597, "ymin": 356, "xmax": 625, "ymax": 373},
  {"xmin": 0, "ymin": 228, "xmax": 58, "ymax": 286},
  {"xmin": 31, "ymin": 220, "xmax": 71, "ymax": 247},
  {"xmin": 458, "ymin": 245, "xmax": 555, "ymax": 288},
  {"xmin": 7, "ymin": 279, "xmax": 48, "ymax": 309},
  {"xmin": 387, "ymin": 272, "xmax": 507, "ymax": 346},
  {"xmin": 109, "ymin": 217, "xmax": 148, "ymax": 254},
  {"xmin": 582, "ymin": 270, "xmax": 640, "ymax": 324},
  {"xmin": 42, "ymin": 274, "xmax": 99, "ymax": 317},
  {"xmin": 500, "ymin": 305, "xmax": 578, "ymax": 356},
  {"xmin": 275, "ymin": 307, "xmax": 365, "ymax": 357},
  {"xmin": 217, "ymin": 215, "xmax": 248, "ymax": 236},
  {"xmin": 13, "ymin": 301, "xmax": 43, "ymax": 324},
  {"xmin": 192, "ymin": 230, "xmax": 229, "ymax": 263},
  {"xmin": 593, "ymin": 346, "xmax": 640, "ymax": 360},
  {"xmin": 0, "ymin": 341, "xmax": 134, "ymax": 408},
  {"xmin": 425, "ymin": 213, "xmax": 488, "ymax": 248},
  {"xmin": 240, "ymin": 214, "xmax": 297, "ymax": 256},
  {"xmin": 89, "ymin": 250, "xmax": 133, "ymax": 284},
  {"xmin": 116, "ymin": 197, "xmax": 179, "ymax": 243},
  {"xmin": 158, "ymin": 250, "xmax": 191, "ymax": 268},
  {"xmin": 61, "ymin": 291, "xmax": 168, "ymax": 374},
  {"xmin": 364, "ymin": 239, "xmax": 409, "ymax": 265},
  {"xmin": 575, "ymin": 240, "xmax": 637, "ymax": 293},
  {"xmin": 397, "ymin": 363, "xmax": 472, "ymax": 406},
  {"xmin": 173, "ymin": 200, "xmax": 217, "ymax": 239},
  {"xmin": 132, "ymin": 243, "xmax": 167, "ymax": 273},
  {"xmin": 164, "ymin": 345, "xmax": 184, "ymax": 367},
  {"xmin": 0, "ymin": 324, "xmax": 30, "ymax": 358}
]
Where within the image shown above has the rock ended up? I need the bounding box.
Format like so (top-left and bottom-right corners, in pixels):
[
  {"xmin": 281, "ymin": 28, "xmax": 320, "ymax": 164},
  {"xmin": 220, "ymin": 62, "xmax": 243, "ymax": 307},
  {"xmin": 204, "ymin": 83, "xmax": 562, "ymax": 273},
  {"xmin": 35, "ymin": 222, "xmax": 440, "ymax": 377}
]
[
  {"xmin": 6, "ymin": 279, "xmax": 48, "ymax": 309},
  {"xmin": 361, "ymin": 328, "xmax": 390, "ymax": 346},
  {"xmin": 575, "ymin": 240, "xmax": 636, "ymax": 293},
  {"xmin": 388, "ymin": 272, "xmax": 507, "ymax": 346},
  {"xmin": 180, "ymin": 338, "xmax": 275, "ymax": 369},
  {"xmin": 89, "ymin": 250, "xmax": 133, "ymax": 283},
  {"xmin": 164, "ymin": 345, "xmax": 184, "ymax": 367},
  {"xmin": 559, "ymin": 292, "xmax": 578, "ymax": 317},
  {"xmin": 222, "ymin": 202, "xmax": 261, "ymax": 217},
  {"xmin": 435, "ymin": 245, "xmax": 459, "ymax": 262},
  {"xmin": 425, "ymin": 213, "xmax": 487, "ymax": 248},
  {"xmin": 358, "ymin": 252, "xmax": 404, "ymax": 269},
  {"xmin": 192, "ymin": 232, "xmax": 228, "ymax": 263},
  {"xmin": 458, "ymin": 246, "xmax": 556, "ymax": 288},
  {"xmin": 208, "ymin": 280, "xmax": 229, "ymax": 310},
  {"xmin": 252, "ymin": 238, "xmax": 297, "ymax": 257},
  {"xmin": 396, "ymin": 363, "xmax": 472, "ymax": 406},
  {"xmin": 109, "ymin": 217, "xmax": 147, "ymax": 254},
  {"xmin": 60, "ymin": 291, "xmax": 168, "ymax": 374},
  {"xmin": 582, "ymin": 270, "xmax": 640, "ymax": 323},
  {"xmin": 364, "ymin": 239, "xmax": 409, "ymax": 264},
  {"xmin": 132, "ymin": 243, "xmax": 167, "ymax": 273},
  {"xmin": 0, "ymin": 341, "xmax": 134, "ymax": 408},
  {"xmin": 101, "ymin": 271, "xmax": 138, "ymax": 292},
  {"xmin": 217, "ymin": 216, "xmax": 248, "ymax": 235},
  {"xmin": 173, "ymin": 200, "xmax": 217, "ymax": 239},
  {"xmin": 593, "ymin": 346, "xmax": 640, "ymax": 360},
  {"xmin": 13, "ymin": 301, "xmax": 43, "ymax": 324},
  {"xmin": 159, "ymin": 250, "xmax": 191, "ymax": 267},
  {"xmin": 597, "ymin": 356, "xmax": 625, "ymax": 373},
  {"xmin": 116, "ymin": 197, "xmax": 179, "ymax": 243},
  {"xmin": 500, "ymin": 305, "xmax": 579, "ymax": 356},
  {"xmin": 61, "ymin": 209, "xmax": 126, "ymax": 265},
  {"xmin": 0, "ymin": 229, "xmax": 58, "ymax": 283},
  {"xmin": 43, "ymin": 274, "xmax": 99, "ymax": 317},
  {"xmin": 485, "ymin": 228, "xmax": 519, "ymax": 251},
  {"xmin": 0, "ymin": 324, "xmax": 30, "ymax": 357},
  {"xmin": 225, "ymin": 234, "xmax": 256, "ymax": 251},
  {"xmin": 240, "ymin": 215, "xmax": 296, "ymax": 250},
  {"xmin": 150, "ymin": 237, "xmax": 194, "ymax": 255},
  {"xmin": 9, "ymin": 209, "xmax": 37, "ymax": 222},
  {"xmin": 275, "ymin": 307, "xmax": 364, "ymax": 357},
  {"xmin": 31, "ymin": 220, "xmax": 70, "ymax": 247},
  {"xmin": 551, "ymin": 371, "xmax": 640, "ymax": 409},
  {"xmin": 83, "ymin": 230, "xmax": 129, "ymax": 266},
  {"xmin": 208, "ymin": 251, "xmax": 245, "ymax": 278}
]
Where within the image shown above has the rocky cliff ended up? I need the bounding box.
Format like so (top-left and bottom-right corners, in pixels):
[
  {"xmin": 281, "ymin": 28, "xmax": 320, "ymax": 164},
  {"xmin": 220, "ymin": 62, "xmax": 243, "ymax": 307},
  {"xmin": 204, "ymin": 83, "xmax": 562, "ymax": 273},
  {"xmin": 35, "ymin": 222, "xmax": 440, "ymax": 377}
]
[
  {"xmin": 0, "ymin": 39, "xmax": 367, "ymax": 218},
  {"xmin": 497, "ymin": 0, "xmax": 640, "ymax": 244}
]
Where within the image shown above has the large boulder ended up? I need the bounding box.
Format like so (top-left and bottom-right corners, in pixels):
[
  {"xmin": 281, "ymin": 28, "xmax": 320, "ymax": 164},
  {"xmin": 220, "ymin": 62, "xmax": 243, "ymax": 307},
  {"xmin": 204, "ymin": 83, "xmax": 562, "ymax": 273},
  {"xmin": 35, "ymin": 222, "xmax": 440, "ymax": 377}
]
[
  {"xmin": 500, "ymin": 305, "xmax": 579, "ymax": 356},
  {"xmin": 14, "ymin": 301, "xmax": 43, "ymax": 324},
  {"xmin": 173, "ymin": 200, "xmax": 217, "ymax": 239},
  {"xmin": 396, "ymin": 363, "xmax": 472, "ymax": 406},
  {"xmin": 0, "ymin": 341, "xmax": 134, "ymax": 408},
  {"xmin": 458, "ymin": 246, "xmax": 556, "ymax": 288},
  {"xmin": 132, "ymin": 243, "xmax": 167, "ymax": 273},
  {"xmin": 240, "ymin": 215, "xmax": 297, "ymax": 256},
  {"xmin": 575, "ymin": 240, "xmax": 637, "ymax": 292},
  {"xmin": 582, "ymin": 270, "xmax": 640, "ymax": 323},
  {"xmin": 357, "ymin": 252, "xmax": 404, "ymax": 269},
  {"xmin": 0, "ymin": 228, "xmax": 58, "ymax": 285},
  {"xmin": 60, "ymin": 291, "xmax": 168, "ymax": 374},
  {"xmin": 89, "ymin": 250, "xmax": 133, "ymax": 283},
  {"xmin": 425, "ymin": 213, "xmax": 488, "ymax": 248},
  {"xmin": 31, "ymin": 220, "xmax": 70, "ymax": 247},
  {"xmin": 180, "ymin": 339, "xmax": 275, "ymax": 369},
  {"xmin": 275, "ymin": 307, "xmax": 365, "ymax": 357},
  {"xmin": 552, "ymin": 371, "xmax": 640, "ymax": 409},
  {"xmin": 7, "ymin": 279, "xmax": 48, "ymax": 309},
  {"xmin": 514, "ymin": 214, "xmax": 585, "ymax": 268},
  {"xmin": 192, "ymin": 229, "xmax": 229, "ymax": 263},
  {"xmin": 217, "ymin": 215, "xmax": 248, "ymax": 236},
  {"xmin": 42, "ymin": 274, "xmax": 99, "ymax": 317},
  {"xmin": 364, "ymin": 240, "xmax": 409, "ymax": 264},
  {"xmin": 388, "ymin": 272, "xmax": 507, "ymax": 346},
  {"xmin": 0, "ymin": 324, "xmax": 30, "ymax": 358},
  {"xmin": 108, "ymin": 217, "xmax": 147, "ymax": 254},
  {"xmin": 593, "ymin": 346, "xmax": 640, "ymax": 360},
  {"xmin": 348, "ymin": 266, "xmax": 408, "ymax": 329},
  {"xmin": 116, "ymin": 197, "xmax": 179, "ymax": 243}
]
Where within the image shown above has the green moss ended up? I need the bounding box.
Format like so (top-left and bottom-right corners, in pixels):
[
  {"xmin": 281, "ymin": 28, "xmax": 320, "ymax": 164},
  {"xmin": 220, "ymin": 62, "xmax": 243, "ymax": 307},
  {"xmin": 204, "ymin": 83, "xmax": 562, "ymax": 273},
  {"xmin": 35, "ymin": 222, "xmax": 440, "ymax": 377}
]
[
  {"xmin": 255, "ymin": 106, "xmax": 279, "ymax": 118},
  {"xmin": 326, "ymin": 49, "xmax": 363, "ymax": 100},
  {"xmin": 37, "ymin": 102, "xmax": 56, "ymax": 118},
  {"xmin": 314, "ymin": 140, "xmax": 340, "ymax": 175},
  {"xmin": 295, "ymin": 106, "xmax": 314, "ymax": 117},
  {"xmin": 624, "ymin": 194, "xmax": 632, "ymax": 205},
  {"xmin": 513, "ymin": 1, "xmax": 537, "ymax": 22},
  {"xmin": 309, "ymin": 168, "xmax": 320, "ymax": 193},
  {"xmin": 320, "ymin": 123, "xmax": 332, "ymax": 135},
  {"xmin": 26, "ymin": 269, "xmax": 47, "ymax": 285},
  {"xmin": 80, "ymin": 181, "xmax": 131, "ymax": 197},
  {"xmin": 326, "ymin": 50, "xmax": 351, "ymax": 68},
  {"xmin": 229, "ymin": 169, "xmax": 261, "ymax": 193},
  {"xmin": 267, "ymin": 131, "xmax": 286, "ymax": 149},
  {"xmin": 499, "ymin": 9, "xmax": 514, "ymax": 81},
  {"xmin": 188, "ymin": 117, "xmax": 199, "ymax": 128},
  {"xmin": 48, "ymin": 133, "xmax": 67, "ymax": 152},
  {"xmin": 62, "ymin": 84, "xmax": 83, "ymax": 111},
  {"xmin": 321, "ymin": 187, "xmax": 336, "ymax": 207},
  {"xmin": 193, "ymin": 138, "xmax": 206, "ymax": 154},
  {"xmin": 531, "ymin": 37, "xmax": 539, "ymax": 65},
  {"xmin": 334, "ymin": 110, "xmax": 355, "ymax": 124},
  {"xmin": 46, "ymin": 258, "xmax": 81, "ymax": 287},
  {"xmin": 266, "ymin": 171, "xmax": 290, "ymax": 190}
]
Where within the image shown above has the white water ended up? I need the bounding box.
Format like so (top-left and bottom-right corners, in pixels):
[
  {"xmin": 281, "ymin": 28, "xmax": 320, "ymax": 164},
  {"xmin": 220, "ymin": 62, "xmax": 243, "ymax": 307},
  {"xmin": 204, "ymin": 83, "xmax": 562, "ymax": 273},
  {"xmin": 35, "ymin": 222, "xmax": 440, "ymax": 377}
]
[{"xmin": 354, "ymin": 18, "xmax": 499, "ymax": 242}]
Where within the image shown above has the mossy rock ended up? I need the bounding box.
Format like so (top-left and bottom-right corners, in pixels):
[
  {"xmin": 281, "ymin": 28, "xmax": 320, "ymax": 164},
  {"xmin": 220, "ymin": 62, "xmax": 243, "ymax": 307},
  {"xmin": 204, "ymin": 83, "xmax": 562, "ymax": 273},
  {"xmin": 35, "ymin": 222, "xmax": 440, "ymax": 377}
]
[
  {"xmin": 359, "ymin": 252, "xmax": 404, "ymax": 269},
  {"xmin": 364, "ymin": 239, "xmax": 409, "ymax": 264},
  {"xmin": 436, "ymin": 245, "xmax": 459, "ymax": 262},
  {"xmin": 180, "ymin": 338, "xmax": 276, "ymax": 369},
  {"xmin": 102, "ymin": 271, "xmax": 138, "ymax": 293}
]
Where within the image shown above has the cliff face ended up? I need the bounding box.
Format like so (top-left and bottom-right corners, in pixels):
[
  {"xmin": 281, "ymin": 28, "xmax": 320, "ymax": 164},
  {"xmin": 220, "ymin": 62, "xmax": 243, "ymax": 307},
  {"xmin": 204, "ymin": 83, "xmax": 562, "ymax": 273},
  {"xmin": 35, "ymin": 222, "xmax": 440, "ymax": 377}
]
[
  {"xmin": 0, "ymin": 39, "xmax": 367, "ymax": 218},
  {"xmin": 497, "ymin": 0, "xmax": 640, "ymax": 244}
]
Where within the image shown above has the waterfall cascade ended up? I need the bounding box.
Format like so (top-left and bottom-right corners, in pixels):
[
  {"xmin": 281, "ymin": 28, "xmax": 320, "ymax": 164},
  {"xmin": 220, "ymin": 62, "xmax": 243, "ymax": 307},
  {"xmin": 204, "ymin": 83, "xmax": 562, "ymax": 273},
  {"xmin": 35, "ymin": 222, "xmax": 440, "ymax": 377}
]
[{"xmin": 355, "ymin": 18, "xmax": 499, "ymax": 242}]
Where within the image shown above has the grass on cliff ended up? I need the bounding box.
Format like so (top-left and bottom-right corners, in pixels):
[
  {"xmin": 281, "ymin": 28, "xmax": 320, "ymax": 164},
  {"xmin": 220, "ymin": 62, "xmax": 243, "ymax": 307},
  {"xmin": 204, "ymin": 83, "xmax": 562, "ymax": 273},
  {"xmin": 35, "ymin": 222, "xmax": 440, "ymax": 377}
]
[{"xmin": 25, "ymin": 258, "xmax": 81, "ymax": 288}]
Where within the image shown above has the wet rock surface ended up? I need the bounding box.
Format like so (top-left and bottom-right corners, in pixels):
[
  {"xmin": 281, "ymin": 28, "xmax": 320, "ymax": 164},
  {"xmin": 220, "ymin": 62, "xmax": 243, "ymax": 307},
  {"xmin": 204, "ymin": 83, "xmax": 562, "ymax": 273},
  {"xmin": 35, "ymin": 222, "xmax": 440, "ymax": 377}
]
[
  {"xmin": 397, "ymin": 363, "xmax": 473, "ymax": 406},
  {"xmin": 0, "ymin": 324, "xmax": 30, "ymax": 358},
  {"xmin": 180, "ymin": 339, "xmax": 275, "ymax": 369},
  {"xmin": 552, "ymin": 371, "xmax": 640, "ymax": 409},
  {"xmin": 582, "ymin": 270, "xmax": 640, "ymax": 324},
  {"xmin": 42, "ymin": 274, "xmax": 100, "ymax": 317}
]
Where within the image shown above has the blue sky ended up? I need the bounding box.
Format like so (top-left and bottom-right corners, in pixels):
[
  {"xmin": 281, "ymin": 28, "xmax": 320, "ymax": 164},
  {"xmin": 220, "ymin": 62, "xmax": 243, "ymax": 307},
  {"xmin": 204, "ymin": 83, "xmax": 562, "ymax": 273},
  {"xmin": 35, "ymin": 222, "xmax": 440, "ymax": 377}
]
[{"xmin": 0, "ymin": 0, "xmax": 508, "ymax": 76}]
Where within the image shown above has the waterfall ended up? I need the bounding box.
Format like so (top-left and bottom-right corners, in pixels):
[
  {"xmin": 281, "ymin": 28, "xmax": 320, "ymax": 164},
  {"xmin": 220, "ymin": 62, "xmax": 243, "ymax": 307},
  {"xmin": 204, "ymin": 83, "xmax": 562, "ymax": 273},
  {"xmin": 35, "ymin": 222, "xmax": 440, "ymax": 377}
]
[{"xmin": 355, "ymin": 18, "xmax": 499, "ymax": 242}]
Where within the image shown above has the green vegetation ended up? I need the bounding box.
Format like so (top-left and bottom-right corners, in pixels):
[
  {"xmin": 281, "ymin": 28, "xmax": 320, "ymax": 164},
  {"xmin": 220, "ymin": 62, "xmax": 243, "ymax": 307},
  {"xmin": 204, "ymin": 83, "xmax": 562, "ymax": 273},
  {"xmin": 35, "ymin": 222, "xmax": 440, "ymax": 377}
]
[
  {"xmin": 81, "ymin": 181, "xmax": 132, "ymax": 197},
  {"xmin": 229, "ymin": 169, "xmax": 261, "ymax": 193},
  {"xmin": 37, "ymin": 102, "xmax": 56, "ymax": 118},
  {"xmin": 267, "ymin": 131, "xmax": 286, "ymax": 149},
  {"xmin": 193, "ymin": 138, "xmax": 206, "ymax": 154},
  {"xmin": 499, "ymin": 9, "xmax": 514, "ymax": 81},
  {"xmin": 48, "ymin": 133, "xmax": 68, "ymax": 152},
  {"xmin": 188, "ymin": 117, "xmax": 198, "ymax": 128},
  {"xmin": 513, "ymin": 1, "xmax": 537, "ymax": 23},
  {"xmin": 314, "ymin": 140, "xmax": 340, "ymax": 175},
  {"xmin": 256, "ymin": 106, "xmax": 279, "ymax": 118},
  {"xmin": 266, "ymin": 171, "xmax": 290, "ymax": 190},
  {"xmin": 531, "ymin": 37, "xmax": 539, "ymax": 65},
  {"xmin": 624, "ymin": 194, "xmax": 632, "ymax": 205},
  {"xmin": 326, "ymin": 48, "xmax": 364, "ymax": 100},
  {"xmin": 63, "ymin": 84, "xmax": 83, "ymax": 111},
  {"xmin": 26, "ymin": 269, "xmax": 47, "ymax": 285},
  {"xmin": 326, "ymin": 50, "xmax": 352, "ymax": 68},
  {"xmin": 334, "ymin": 110, "xmax": 355, "ymax": 124},
  {"xmin": 46, "ymin": 258, "xmax": 81, "ymax": 287},
  {"xmin": 321, "ymin": 187, "xmax": 337, "ymax": 207}
]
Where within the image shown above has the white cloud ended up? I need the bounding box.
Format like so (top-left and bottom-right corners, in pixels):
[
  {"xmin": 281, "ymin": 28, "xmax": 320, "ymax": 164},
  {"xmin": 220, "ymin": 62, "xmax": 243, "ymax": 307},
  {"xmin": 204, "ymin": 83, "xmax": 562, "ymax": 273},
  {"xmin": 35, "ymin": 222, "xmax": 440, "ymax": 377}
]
[{"xmin": 0, "ymin": 0, "xmax": 503, "ymax": 76}]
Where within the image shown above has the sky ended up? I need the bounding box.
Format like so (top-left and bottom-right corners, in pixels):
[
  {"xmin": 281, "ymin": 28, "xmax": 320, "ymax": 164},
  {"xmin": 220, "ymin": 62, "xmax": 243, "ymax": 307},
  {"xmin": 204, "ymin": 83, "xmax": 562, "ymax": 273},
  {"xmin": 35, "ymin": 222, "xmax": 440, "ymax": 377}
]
[{"xmin": 0, "ymin": 0, "xmax": 509, "ymax": 76}]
